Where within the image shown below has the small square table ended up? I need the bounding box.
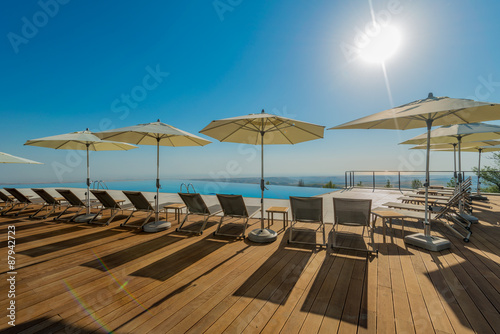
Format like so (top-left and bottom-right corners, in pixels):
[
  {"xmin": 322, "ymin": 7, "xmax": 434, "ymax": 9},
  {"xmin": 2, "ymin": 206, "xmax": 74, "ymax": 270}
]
[
  {"xmin": 266, "ymin": 206, "xmax": 289, "ymax": 230},
  {"xmin": 164, "ymin": 203, "xmax": 187, "ymax": 221},
  {"xmin": 371, "ymin": 209, "xmax": 407, "ymax": 239}
]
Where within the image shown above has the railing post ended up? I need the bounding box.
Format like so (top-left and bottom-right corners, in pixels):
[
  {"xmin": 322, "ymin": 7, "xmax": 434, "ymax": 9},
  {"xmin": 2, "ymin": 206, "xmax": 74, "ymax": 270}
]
[
  {"xmin": 398, "ymin": 172, "xmax": 402, "ymax": 193},
  {"xmin": 345, "ymin": 172, "xmax": 347, "ymax": 189},
  {"xmin": 353, "ymin": 172, "xmax": 355, "ymax": 188},
  {"xmin": 372, "ymin": 171, "xmax": 375, "ymax": 191}
]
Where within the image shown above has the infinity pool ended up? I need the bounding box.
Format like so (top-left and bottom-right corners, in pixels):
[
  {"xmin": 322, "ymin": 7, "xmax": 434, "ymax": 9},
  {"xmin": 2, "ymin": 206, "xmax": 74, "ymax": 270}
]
[{"xmin": 4, "ymin": 179, "xmax": 337, "ymax": 199}]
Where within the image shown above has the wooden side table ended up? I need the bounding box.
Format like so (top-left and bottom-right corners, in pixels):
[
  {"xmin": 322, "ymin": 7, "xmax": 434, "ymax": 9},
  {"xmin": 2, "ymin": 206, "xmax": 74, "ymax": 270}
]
[
  {"xmin": 164, "ymin": 203, "xmax": 186, "ymax": 221},
  {"xmin": 371, "ymin": 209, "xmax": 407, "ymax": 240},
  {"xmin": 266, "ymin": 206, "xmax": 289, "ymax": 230}
]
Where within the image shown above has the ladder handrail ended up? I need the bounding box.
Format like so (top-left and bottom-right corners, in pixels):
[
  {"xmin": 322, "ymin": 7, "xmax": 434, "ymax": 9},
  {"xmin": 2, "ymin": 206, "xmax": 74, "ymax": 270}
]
[
  {"xmin": 179, "ymin": 182, "xmax": 196, "ymax": 193},
  {"xmin": 91, "ymin": 180, "xmax": 108, "ymax": 190},
  {"xmin": 187, "ymin": 183, "xmax": 196, "ymax": 193}
]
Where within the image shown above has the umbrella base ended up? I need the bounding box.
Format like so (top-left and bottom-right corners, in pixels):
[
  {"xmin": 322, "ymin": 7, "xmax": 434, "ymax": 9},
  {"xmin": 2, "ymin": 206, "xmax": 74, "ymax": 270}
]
[
  {"xmin": 143, "ymin": 220, "xmax": 171, "ymax": 233},
  {"xmin": 247, "ymin": 228, "xmax": 278, "ymax": 243},
  {"xmin": 74, "ymin": 214, "xmax": 101, "ymax": 223},
  {"xmin": 404, "ymin": 233, "xmax": 451, "ymax": 252}
]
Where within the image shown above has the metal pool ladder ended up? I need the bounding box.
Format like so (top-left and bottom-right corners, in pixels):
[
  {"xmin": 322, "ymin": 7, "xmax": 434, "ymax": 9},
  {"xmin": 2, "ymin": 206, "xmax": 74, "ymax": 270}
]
[
  {"xmin": 180, "ymin": 183, "xmax": 197, "ymax": 193},
  {"xmin": 92, "ymin": 180, "xmax": 108, "ymax": 190}
]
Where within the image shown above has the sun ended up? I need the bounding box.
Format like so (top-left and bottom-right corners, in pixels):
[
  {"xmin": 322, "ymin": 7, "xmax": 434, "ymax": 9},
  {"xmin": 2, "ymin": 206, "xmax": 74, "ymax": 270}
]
[{"xmin": 359, "ymin": 25, "xmax": 402, "ymax": 63}]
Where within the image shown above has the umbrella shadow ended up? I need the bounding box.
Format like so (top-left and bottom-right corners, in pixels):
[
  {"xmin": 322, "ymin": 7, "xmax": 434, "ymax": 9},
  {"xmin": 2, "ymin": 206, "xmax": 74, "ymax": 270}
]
[
  {"xmin": 81, "ymin": 232, "xmax": 187, "ymax": 271},
  {"xmin": 0, "ymin": 225, "xmax": 87, "ymax": 248},
  {"xmin": 130, "ymin": 235, "xmax": 233, "ymax": 281},
  {"xmin": 18, "ymin": 228, "xmax": 126, "ymax": 257}
]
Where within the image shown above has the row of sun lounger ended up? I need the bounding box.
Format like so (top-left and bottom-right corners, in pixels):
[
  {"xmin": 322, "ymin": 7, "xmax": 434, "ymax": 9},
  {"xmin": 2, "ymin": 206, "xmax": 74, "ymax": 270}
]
[{"xmin": 0, "ymin": 187, "xmax": 378, "ymax": 253}]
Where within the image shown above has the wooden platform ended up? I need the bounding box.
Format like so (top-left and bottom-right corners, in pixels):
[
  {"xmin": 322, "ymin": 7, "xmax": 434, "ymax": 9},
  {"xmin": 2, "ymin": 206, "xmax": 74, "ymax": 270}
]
[{"xmin": 1, "ymin": 192, "xmax": 499, "ymax": 333}]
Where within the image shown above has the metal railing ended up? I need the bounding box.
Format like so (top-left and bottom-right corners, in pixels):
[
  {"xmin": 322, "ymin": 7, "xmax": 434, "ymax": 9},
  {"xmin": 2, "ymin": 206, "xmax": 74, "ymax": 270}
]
[
  {"xmin": 344, "ymin": 170, "xmax": 475, "ymax": 192},
  {"xmin": 91, "ymin": 180, "xmax": 108, "ymax": 190}
]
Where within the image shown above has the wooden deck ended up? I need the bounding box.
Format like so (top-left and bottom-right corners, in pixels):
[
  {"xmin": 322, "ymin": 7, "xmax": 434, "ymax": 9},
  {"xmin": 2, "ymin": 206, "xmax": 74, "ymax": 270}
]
[{"xmin": 1, "ymin": 191, "xmax": 500, "ymax": 333}]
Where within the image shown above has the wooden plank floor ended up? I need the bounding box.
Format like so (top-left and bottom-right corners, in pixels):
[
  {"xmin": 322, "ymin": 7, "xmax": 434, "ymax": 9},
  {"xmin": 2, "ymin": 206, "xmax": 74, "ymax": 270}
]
[{"xmin": 1, "ymin": 193, "xmax": 499, "ymax": 333}]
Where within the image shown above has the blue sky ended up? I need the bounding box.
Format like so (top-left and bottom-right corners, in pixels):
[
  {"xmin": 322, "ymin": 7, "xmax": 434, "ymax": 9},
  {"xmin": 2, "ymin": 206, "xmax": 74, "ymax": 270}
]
[{"xmin": 1, "ymin": 0, "xmax": 500, "ymax": 184}]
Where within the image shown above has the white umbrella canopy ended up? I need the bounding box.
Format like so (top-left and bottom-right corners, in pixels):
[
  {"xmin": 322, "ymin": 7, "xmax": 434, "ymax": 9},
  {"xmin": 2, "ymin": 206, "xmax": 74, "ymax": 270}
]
[
  {"xmin": 410, "ymin": 140, "xmax": 500, "ymax": 151},
  {"xmin": 24, "ymin": 130, "xmax": 137, "ymax": 151},
  {"xmin": 201, "ymin": 111, "xmax": 325, "ymax": 144},
  {"xmin": 200, "ymin": 109, "xmax": 325, "ymax": 243},
  {"xmin": 402, "ymin": 123, "xmax": 500, "ymax": 186},
  {"xmin": 329, "ymin": 93, "xmax": 500, "ymax": 251},
  {"xmin": 25, "ymin": 129, "xmax": 137, "ymax": 216},
  {"xmin": 95, "ymin": 121, "xmax": 211, "ymax": 146},
  {"xmin": 0, "ymin": 152, "xmax": 42, "ymax": 164},
  {"xmin": 400, "ymin": 123, "xmax": 500, "ymax": 145},
  {"xmin": 95, "ymin": 120, "xmax": 212, "ymax": 227},
  {"xmin": 329, "ymin": 94, "xmax": 500, "ymax": 130}
]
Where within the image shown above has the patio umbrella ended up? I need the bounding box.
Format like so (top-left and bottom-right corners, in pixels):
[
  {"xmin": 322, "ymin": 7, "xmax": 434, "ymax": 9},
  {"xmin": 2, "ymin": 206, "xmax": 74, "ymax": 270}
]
[
  {"xmin": 25, "ymin": 129, "xmax": 137, "ymax": 221},
  {"xmin": 0, "ymin": 152, "xmax": 42, "ymax": 164},
  {"xmin": 410, "ymin": 140, "xmax": 500, "ymax": 185},
  {"xmin": 200, "ymin": 109, "xmax": 325, "ymax": 243},
  {"xmin": 401, "ymin": 123, "xmax": 500, "ymax": 184},
  {"xmin": 95, "ymin": 120, "xmax": 211, "ymax": 229},
  {"xmin": 329, "ymin": 93, "xmax": 500, "ymax": 251}
]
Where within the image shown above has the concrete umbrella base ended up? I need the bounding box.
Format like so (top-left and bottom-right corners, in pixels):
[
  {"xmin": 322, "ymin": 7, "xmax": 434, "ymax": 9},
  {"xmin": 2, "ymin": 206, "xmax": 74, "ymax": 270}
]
[
  {"xmin": 143, "ymin": 221, "xmax": 172, "ymax": 233},
  {"xmin": 247, "ymin": 228, "xmax": 278, "ymax": 243},
  {"xmin": 404, "ymin": 233, "xmax": 451, "ymax": 252}
]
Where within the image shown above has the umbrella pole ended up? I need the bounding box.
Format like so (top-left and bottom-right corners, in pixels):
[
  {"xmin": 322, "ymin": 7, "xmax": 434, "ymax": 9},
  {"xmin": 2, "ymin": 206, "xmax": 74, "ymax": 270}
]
[
  {"xmin": 86, "ymin": 144, "xmax": 90, "ymax": 215},
  {"xmin": 404, "ymin": 117, "xmax": 451, "ymax": 251},
  {"xmin": 260, "ymin": 131, "xmax": 265, "ymax": 230},
  {"xmin": 453, "ymin": 143, "xmax": 457, "ymax": 189},
  {"xmin": 457, "ymin": 136, "xmax": 463, "ymax": 213},
  {"xmin": 423, "ymin": 119, "xmax": 432, "ymax": 237},
  {"xmin": 156, "ymin": 138, "xmax": 160, "ymax": 222},
  {"xmin": 477, "ymin": 148, "xmax": 482, "ymax": 195}
]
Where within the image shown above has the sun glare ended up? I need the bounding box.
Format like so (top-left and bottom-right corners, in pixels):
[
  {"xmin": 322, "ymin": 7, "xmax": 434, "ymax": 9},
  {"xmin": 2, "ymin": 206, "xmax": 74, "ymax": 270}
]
[{"xmin": 359, "ymin": 25, "xmax": 401, "ymax": 63}]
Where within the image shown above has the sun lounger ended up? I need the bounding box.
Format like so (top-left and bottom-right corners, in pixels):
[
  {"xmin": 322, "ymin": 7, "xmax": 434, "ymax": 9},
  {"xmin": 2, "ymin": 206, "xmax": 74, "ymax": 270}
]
[
  {"xmin": 415, "ymin": 188, "xmax": 455, "ymax": 196},
  {"xmin": 383, "ymin": 202, "xmax": 445, "ymax": 213},
  {"xmin": 2, "ymin": 188, "xmax": 36, "ymax": 216},
  {"xmin": 288, "ymin": 196, "xmax": 326, "ymax": 246},
  {"xmin": 54, "ymin": 189, "xmax": 98, "ymax": 221},
  {"xmin": 177, "ymin": 193, "xmax": 222, "ymax": 235},
  {"xmin": 0, "ymin": 191, "xmax": 15, "ymax": 212},
  {"xmin": 214, "ymin": 194, "xmax": 260, "ymax": 238},
  {"xmin": 332, "ymin": 197, "xmax": 376, "ymax": 254},
  {"xmin": 30, "ymin": 189, "xmax": 66, "ymax": 219},
  {"xmin": 121, "ymin": 191, "xmax": 155, "ymax": 228},
  {"xmin": 90, "ymin": 190, "xmax": 129, "ymax": 226}
]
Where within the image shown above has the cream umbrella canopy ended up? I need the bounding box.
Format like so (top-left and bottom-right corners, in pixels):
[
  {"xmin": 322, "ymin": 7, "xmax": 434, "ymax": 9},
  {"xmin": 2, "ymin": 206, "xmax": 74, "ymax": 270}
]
[
  {"xmin": 0, "ymin": 152, "xmax": 42, "ymax": 164},
  {"xmin": 95, "ymin": 120, "xmax": 211, "ymax": 228},
  {"xmin": 200, "ymin": 109, "xmax": 325, "ymax": 243},
  {"xmin": 329, "ymin": 93, "xmax": 500, "ymax": 251},
  {"xmin": 25, "ymin": 129, "xmax": 137, "ymax": 219},
  {"xmin": 410, "ymin": 140, "xmax": 500, "ymax": 185},
  {"xmin": 401, "ymin": 123, "xmax": 500, "ymax": 184}
]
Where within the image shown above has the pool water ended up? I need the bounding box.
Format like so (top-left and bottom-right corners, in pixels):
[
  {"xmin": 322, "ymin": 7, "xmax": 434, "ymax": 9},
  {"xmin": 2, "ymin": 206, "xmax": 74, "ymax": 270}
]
[{"xmin": 3, "ymin": 179, "xmax": 336, "ymax": 199}]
